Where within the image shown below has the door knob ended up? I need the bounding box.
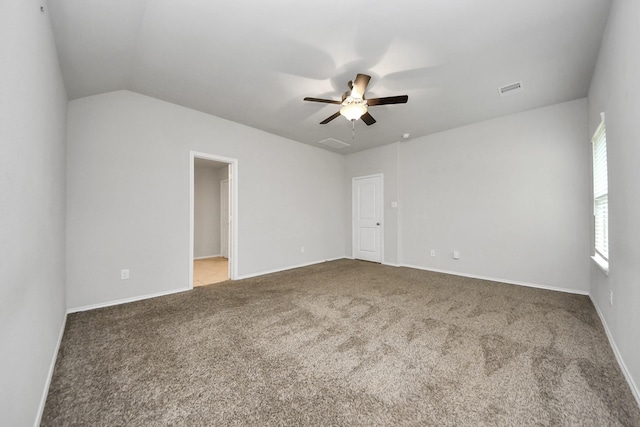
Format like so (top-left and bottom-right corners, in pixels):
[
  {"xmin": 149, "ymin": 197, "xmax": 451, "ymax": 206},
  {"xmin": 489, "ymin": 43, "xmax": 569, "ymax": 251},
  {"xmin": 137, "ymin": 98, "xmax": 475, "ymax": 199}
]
[{"xmin": 376, "ymin": 222, "xmax": 380, "ymax": 226}]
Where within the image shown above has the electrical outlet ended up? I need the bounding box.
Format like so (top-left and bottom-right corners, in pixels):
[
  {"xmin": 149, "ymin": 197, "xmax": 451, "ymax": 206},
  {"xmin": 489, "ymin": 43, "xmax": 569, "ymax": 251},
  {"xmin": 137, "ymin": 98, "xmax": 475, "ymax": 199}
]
[
  {"xmin": 609, "ymin": 289, "xmax": 613, "ymax": 306},
  {"xmin": 121, "ymin": 269, "xmax": 130, "ymax": 280},
  {"xmin": 430, "ymin": 250, "xmax": 436, "ymax": 257},
  {"xmin": 301, "ymin": 246, "xmax": 305, "ymax": 253},
  {"xmin": 453, "ymin": 251, "xmax": 460, "ymax": 260}
]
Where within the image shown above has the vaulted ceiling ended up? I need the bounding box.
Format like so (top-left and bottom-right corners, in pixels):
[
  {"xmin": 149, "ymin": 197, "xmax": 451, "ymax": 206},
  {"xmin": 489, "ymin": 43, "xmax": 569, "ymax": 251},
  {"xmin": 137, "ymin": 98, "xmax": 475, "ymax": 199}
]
[{"xmin": 49, "ymin": 0, "xmax": 611, "ymax": 154}]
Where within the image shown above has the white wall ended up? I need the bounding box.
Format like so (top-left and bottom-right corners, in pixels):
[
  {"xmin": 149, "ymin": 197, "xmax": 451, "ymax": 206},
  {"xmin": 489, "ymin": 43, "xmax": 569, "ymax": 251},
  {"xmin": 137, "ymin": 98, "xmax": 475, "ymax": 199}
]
[
  {"xmin": 345, "ymin": 100, "xmax": 590, "ymax": 293},
  {"xmin": 588, "ymin": 0, "xmax": 640, "ymax": 401},
  {"xmin": 66, "ymin": 90, "xmax": 347, "ymax": 310},
  {"xmin": 194, "ymin": 165, "xmax": 222, "ymax": 258},
  {"xmin": 358, "ymin": 99, "xmax": 589, "ymax": 292},
  {"xmin": 345, "ymin": 143, "xmax": 401, "ymax": 265},
  {"xmin": 0, "ymin": 2, "xmax": 68, "ymax": 426}
]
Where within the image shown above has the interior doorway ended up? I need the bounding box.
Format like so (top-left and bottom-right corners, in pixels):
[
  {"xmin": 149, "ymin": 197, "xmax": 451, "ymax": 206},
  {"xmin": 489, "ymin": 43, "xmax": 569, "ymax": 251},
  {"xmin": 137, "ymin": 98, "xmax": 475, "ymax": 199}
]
[{"xmin": 189, "ymin": 152, "xmax": 238, "ymax": 289}]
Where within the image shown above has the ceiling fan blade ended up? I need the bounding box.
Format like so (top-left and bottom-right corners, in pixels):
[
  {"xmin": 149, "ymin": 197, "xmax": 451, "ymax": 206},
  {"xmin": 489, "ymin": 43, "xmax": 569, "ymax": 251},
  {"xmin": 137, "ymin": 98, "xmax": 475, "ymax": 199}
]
[
  {"xmin": 366, "ymin": 95, "xmax": 408, "ymax": 106},
  {"xmin": 304, "ymin": 97, "xmax": 342, "ymax": 105},
  {"xmin": 361, "ymin": 112, "xmax": 376, "ymax": 126},
  {"xmin": 352, "ymin": 74, "xmax": 371, "ymax": 97},
  {"xmin": 320, "ymin": 111, "xmax": 341, "ymax": 124}
]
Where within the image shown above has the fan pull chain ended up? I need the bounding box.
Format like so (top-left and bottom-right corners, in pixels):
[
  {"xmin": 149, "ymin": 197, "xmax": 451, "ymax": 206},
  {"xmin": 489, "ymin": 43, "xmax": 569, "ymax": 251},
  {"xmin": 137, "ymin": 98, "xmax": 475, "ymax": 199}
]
[{"xmin": 352, "ymin": 120, "xmax": 356, "ymax": 139}]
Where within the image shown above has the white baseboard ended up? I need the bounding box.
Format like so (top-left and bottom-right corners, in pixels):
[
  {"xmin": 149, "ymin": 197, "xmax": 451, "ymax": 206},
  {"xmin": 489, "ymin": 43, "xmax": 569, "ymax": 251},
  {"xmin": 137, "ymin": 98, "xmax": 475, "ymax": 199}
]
[
  {"xmin": 35, "ymin": 312, "xmax": 67, "ymax": 427},
  {"xmin": 236, "ymin": 257, "xmax": 347, "ymax": 280},
  {"xmin": 400, "ymin": 263, "xmax": 590, "ymax": 296},
  {"xmin": 345, "ymin": 256, "xmax": 398, "ymax": 267},
  {"xmin": 69, "ymin": 257, "xmax": 346, "ymax": 312},
  {"xmin": 67, "ymin": 287, "xmax": 190, "ymax": 314},
  {"xmin": 590, "ymin": 296, "xmax": 640, "ymax": 407},
  {"xmin": 382, "ymin": 261, "xmax": 401, "ymax": 267},
  {"xmin": 194, "ymin": 254, "xmax": 222, "ymax": 260}
]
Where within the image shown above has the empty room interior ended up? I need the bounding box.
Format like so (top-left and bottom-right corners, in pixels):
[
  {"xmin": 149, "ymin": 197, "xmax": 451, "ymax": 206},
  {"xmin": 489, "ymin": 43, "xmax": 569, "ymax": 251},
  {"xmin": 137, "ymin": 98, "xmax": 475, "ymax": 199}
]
[{"xmin": 2, "ymin": 0, "xmax": 640, "ymax": 425}]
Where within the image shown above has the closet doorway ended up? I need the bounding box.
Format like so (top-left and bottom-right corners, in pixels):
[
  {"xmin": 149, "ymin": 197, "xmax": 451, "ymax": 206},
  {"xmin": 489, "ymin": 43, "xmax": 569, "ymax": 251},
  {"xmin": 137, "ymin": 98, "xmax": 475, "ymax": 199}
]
[{"xmin": 189, "ymin": 152, "xmax": 238, "ymax": 288}]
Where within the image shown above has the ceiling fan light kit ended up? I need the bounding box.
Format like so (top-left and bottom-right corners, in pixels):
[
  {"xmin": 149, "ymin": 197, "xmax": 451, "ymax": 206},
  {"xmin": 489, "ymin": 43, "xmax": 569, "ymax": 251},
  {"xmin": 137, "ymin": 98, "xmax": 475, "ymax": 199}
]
[{"xmin": 340, "ymin": 101, "xmax": 368, "ymax": 121}]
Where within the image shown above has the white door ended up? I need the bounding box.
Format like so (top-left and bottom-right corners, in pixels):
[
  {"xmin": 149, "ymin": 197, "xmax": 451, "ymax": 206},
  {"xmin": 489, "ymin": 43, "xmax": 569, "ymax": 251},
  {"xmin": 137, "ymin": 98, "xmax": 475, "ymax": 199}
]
[
  {"xmin": 353, "ymin": 174, "xmax": 383, "ymax": 263},
  {"xmin": 220, "ymin": 178, "xmax": 229, "ymax": 258}
]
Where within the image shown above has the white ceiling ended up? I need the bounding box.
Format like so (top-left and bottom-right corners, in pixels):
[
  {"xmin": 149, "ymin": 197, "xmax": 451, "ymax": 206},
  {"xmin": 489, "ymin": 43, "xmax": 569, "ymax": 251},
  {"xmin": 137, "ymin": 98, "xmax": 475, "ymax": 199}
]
[{"xmin": 49, "ymin": 0, "xmax": 612, "ymax": 154}]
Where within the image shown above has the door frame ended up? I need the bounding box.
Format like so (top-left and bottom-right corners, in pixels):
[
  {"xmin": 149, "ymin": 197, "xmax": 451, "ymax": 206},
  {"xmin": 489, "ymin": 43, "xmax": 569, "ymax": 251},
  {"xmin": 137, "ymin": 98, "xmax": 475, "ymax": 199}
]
[
  {"xmin": 189, "ymin": 151, "xmax": 238, "ymax": 288},
  {"xmin": 352, "ymin": 173, "xmax": 384, "ymax": 263},
  {"xmin": 220, "ymin": 178, "xmax": 229, "ymax": 258}
]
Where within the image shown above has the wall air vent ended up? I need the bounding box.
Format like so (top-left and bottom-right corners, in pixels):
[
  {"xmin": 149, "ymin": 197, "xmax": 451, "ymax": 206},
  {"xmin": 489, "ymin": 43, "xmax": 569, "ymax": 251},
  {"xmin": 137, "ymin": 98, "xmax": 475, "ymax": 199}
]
[
  {"xmin": 318, "ymin": 138, "xmax": 351, "ymax": 149},
  {"xmin": 498, "ymin": 81, "xmax": 523, "ymax": 97}
]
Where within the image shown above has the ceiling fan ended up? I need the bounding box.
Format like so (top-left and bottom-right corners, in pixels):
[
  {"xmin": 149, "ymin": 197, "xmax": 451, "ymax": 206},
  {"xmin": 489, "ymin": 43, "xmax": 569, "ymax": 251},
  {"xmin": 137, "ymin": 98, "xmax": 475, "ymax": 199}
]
[{"xmin": 304, "ymin": 73, "xmax": 408, "ymax": 125}]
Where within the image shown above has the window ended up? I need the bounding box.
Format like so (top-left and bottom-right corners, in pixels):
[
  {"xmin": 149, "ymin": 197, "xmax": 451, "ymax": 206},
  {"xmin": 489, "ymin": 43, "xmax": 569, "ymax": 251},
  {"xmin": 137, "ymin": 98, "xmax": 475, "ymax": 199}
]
[{"xmin": 592, "ymin": 113, "xmax": 608, "ymax": 273}]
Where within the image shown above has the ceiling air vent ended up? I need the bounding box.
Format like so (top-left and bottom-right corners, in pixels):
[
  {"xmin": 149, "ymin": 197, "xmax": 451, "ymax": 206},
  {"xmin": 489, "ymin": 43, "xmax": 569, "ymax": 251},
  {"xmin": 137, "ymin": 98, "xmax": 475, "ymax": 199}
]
[
  {"xmin": 318, "ymin": 138, "xmax": 351, "ymax": 149},
  {"xmin": 498, "ymin": 81, "xmax": 523, "ymax": 97}
]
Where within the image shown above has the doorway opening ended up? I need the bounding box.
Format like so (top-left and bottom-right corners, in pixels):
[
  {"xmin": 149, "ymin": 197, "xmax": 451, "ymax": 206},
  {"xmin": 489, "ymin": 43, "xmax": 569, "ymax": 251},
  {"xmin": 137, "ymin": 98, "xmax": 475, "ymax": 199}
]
[{"xmin": 189, "ymin": 152, "xmax": 238, "ymax": 289}]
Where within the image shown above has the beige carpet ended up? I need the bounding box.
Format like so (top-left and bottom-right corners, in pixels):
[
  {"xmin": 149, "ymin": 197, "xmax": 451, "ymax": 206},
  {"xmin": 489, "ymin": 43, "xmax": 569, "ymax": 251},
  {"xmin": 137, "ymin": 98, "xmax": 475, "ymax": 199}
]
[{"xmin": 42, "ymin": 259, "xmax": 640, "ymax": 426}]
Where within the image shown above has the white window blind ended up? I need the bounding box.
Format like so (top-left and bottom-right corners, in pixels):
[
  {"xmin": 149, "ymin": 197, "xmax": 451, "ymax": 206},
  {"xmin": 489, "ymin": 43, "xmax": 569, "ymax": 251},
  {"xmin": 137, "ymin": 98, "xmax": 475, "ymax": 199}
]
[{"xmin": 592, "ymin": 116, "xmax": 608, "ymax": 261}]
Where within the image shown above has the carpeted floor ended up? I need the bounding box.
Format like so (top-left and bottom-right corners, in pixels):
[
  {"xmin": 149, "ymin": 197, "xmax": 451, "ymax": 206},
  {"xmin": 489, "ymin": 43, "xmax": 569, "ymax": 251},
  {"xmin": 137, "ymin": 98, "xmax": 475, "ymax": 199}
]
[{"xmin": 42, "ymin": 259, "xmax": 640, "ymax": 426}]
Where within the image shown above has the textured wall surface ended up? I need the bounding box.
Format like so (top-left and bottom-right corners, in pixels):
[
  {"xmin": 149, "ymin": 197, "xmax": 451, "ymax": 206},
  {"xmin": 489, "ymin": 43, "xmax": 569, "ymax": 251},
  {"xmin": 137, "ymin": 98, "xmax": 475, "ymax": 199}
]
[{"xmin": 0, "ymin": 2, "xmax": 68, "ymax": 425}]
